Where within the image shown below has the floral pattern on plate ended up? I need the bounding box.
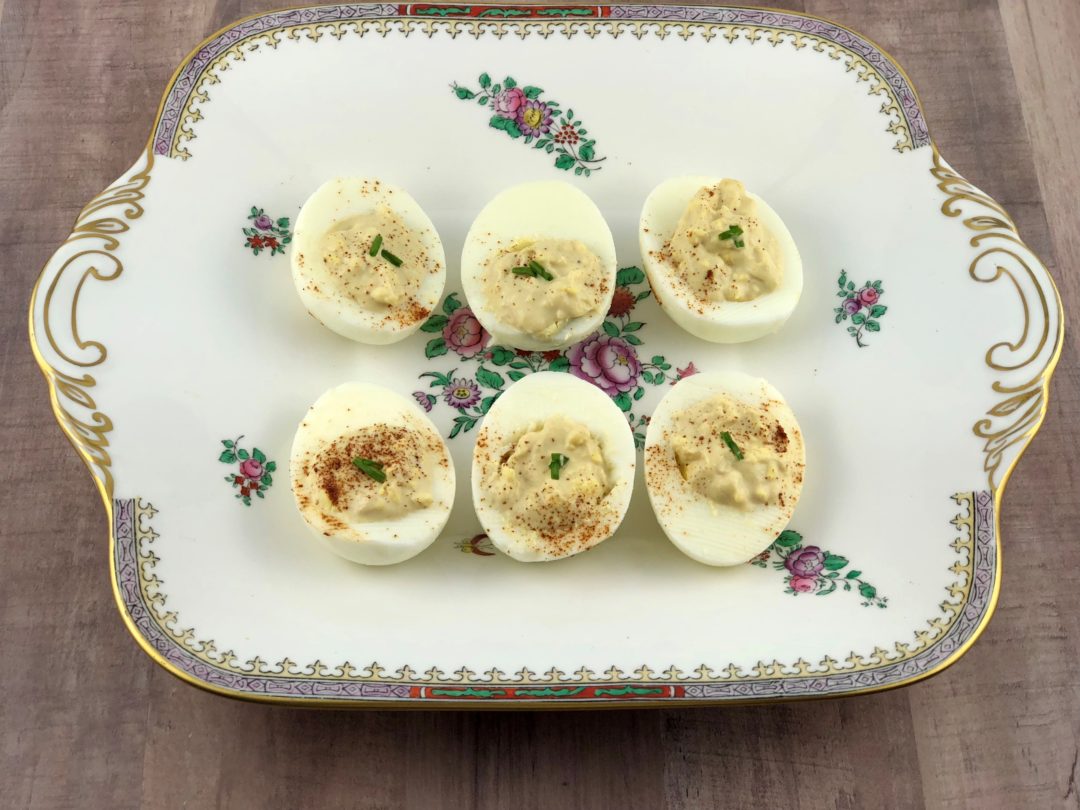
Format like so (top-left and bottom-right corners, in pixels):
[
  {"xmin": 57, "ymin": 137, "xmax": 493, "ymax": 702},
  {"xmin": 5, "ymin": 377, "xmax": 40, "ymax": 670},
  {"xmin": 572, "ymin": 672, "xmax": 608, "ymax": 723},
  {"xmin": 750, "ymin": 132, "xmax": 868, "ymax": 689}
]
[
  {"xmin": 833, "ymin": 270, "xmax": 886, "ymax": 347},
  {"xmin": 219, "ymin": 436, "xmax": 276, "ymax": 505},
  {"xmin": 415, "ymin": 267, "xmax": 690, "ymax": 448},
  {"xmin": 751, "ymin": 530, "xmax": 888, "ymax": 608},
  {"xmin": 243, "ymin": 206, "xmax": 292, "ymax": 256},
  {"xmin": 452, "ymin": 73, "xmax": 605, "ymax": 176}
]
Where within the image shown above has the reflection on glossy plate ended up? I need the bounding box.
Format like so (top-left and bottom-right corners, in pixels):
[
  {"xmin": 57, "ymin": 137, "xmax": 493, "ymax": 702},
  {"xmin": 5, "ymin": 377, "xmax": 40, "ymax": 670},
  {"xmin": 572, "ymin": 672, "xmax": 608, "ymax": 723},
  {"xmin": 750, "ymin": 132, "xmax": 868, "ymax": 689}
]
[{"xmin": 29, "ymin": 3, "xmax": 1063, "ymax": 708}]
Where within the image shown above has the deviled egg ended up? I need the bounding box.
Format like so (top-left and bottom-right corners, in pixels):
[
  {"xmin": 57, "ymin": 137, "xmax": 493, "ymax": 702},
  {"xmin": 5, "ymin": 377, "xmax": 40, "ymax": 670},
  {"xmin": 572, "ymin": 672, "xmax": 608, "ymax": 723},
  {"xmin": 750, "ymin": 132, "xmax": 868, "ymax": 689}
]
[
  {"xmin": 472, "ymin": 372, "xmax": 634, "ymax": 562},
  {"xmin": 644, "ymin": 371, "xmax": 805, "ymax": 566},
  {"xmin": 290, "ymin": 382, "xmax": 454, "ymax": 565},
  {"xmin": 461, "ymin": 181, "xmax": 617, "ymax": 351},
  {"xmin": 291, "ymin": 177, "xmax": 446, "ymax": 344},
  {"xmin": 639, "ymin": 177, "xmax": 802, "ymax": 343}
]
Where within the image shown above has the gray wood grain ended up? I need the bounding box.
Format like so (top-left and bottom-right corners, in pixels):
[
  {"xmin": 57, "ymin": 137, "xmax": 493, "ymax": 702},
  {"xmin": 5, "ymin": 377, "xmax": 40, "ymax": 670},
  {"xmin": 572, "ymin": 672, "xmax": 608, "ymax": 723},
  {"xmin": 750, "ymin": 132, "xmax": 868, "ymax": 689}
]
[{"xmin": 1, "ymin": 1, "xmax": 1077, "ymax": 807}]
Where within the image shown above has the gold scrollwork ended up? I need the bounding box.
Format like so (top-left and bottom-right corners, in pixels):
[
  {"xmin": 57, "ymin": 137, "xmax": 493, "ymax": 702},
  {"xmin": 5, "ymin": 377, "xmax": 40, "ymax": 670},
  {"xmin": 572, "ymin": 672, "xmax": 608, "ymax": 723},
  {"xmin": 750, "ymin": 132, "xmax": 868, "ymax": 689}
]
[
  {"xmin": 931, "ymin": 149, "xmax": 1064, "ymax": 490},
  {"xmin": 29, "ymin": 151, "xmax": 153, "ymax": 497}
]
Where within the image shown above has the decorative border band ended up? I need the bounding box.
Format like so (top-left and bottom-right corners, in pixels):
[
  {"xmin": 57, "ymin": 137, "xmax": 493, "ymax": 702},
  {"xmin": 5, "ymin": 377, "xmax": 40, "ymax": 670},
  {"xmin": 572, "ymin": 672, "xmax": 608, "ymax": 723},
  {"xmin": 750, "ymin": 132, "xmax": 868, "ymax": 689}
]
[
  {"xmin": 151, "ymin": 3, "xmax": 929, "ymax": 159},
  {"xmin": 113, "ymin": 492, "xmax": 992, "ymax": 704}
]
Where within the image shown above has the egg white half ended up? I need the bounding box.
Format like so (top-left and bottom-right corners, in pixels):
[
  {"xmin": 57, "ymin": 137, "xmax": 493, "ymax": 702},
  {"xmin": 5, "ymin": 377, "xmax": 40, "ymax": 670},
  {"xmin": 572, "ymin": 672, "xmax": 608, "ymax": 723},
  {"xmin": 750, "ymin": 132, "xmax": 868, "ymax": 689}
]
[
  {"xmin": 290, "ymin": 382, "xmax": 455, "ymax": 565},
  {"xmin": 639, "ymin": 176, "xmax": 803, "ymax": 343},
  {"xmin": 472, "ymin": 372, "xmax": 635, "ymax": 562},
  {"xmin": 461, "ymin": 181, "xmax": 617, "ymax": 350},
  {"xmin": 291, "ymin": 177, "xmax": 446, "ymax": 344},
  {"xmin": 644, "ymin": 371, "xmax": 806, "ymax": 566}
]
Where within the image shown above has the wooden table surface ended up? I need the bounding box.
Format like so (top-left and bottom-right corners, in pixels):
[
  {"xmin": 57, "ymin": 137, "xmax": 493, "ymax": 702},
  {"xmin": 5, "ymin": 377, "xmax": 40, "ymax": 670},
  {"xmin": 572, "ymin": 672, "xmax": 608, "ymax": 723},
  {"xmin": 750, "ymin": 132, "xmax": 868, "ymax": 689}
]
[{"xmin": 2, "ymin": 1, "xmax": 1078, "ymax": 807}]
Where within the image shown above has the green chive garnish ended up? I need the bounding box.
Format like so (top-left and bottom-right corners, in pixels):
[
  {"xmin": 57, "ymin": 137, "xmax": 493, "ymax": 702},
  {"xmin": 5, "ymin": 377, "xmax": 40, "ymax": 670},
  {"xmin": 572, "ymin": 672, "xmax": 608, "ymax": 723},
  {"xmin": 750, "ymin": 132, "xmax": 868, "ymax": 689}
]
[
  {"xmin": 352, "ymin": 457, "xmax": 387, "ymax": 482},
  {"xmin": 380, "ymin": 249, "xmax": 403, "ymax": 267},
  {"xmin": 369, "ymin": 234, "xmax": 383, "ymax": 257},
  {"xmin": 528, "ymin": 260, "xmax": 554, "ymax": 281},
  {"xmin": 549, "ymin": 453, "xmax": 569, "ymax": 480},
  {"xmin": 511, "ymin": 262, "xmax": 553, "ymax": 281},
  {"xmin": 719, "ymin": 224, "xmax": 745, "ymax": 248},
  {"xmin": 720, "ymin": 432, "xmax": 743, "ymax": 461}
]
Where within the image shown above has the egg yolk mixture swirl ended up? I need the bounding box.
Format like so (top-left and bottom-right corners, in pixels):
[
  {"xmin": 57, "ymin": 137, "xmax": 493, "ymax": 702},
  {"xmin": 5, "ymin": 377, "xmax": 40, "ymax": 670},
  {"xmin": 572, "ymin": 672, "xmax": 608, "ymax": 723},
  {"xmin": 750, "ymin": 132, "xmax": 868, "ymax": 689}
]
[
  {"xmin": 318, "ymin": 206, "xmax": 432, "ymax": 315},
  {"xmin": 663, "ymin": 180, "xmax": 782, "ymax": 304},
  {"xmin": 486, "ymin": 415, "xmax": 612, "ymax": 542},
  {"xmin": 670, "ymin": 395, "xmax": 797, "ymax": 511},
  {"xmin": 481, "ymin": 239, "xmax": 607, "ymax": 340},
  {"xmin": 304, "ymin": 424, "xmax": 445, "ymax": 524}
]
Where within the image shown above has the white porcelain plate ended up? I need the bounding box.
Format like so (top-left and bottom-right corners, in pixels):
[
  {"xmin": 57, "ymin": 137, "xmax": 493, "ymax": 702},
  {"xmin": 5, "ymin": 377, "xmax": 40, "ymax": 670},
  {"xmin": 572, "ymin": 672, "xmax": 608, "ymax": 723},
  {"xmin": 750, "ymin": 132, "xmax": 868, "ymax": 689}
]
[{"xmin": 30, "ymin": 3, "xmax": 1063, "ymax": 707}]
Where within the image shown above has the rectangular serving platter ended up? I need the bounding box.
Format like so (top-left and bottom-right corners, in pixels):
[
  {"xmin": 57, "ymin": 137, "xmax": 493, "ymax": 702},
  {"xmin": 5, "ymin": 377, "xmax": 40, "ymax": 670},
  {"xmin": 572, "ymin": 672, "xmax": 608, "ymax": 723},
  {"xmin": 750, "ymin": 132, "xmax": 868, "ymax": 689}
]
[{"xmin": 29, "ymin": 3, "xmax": 1063, "ymax": 707}]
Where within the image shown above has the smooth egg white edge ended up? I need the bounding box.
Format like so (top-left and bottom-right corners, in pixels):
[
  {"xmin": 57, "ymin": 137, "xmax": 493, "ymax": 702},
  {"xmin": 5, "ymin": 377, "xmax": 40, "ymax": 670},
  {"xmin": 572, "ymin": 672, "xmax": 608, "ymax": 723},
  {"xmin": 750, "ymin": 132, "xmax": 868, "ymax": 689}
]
[
  {"xmin": 644, "ymin": 371, "xmax": 806, "ymax": 566},
  {"xmin": 471, "ymin": 372, "xmax": 636, "ymax": 562},
  {"xmin": 639, "ymin": 176, "xmax": 803, "ymax": 343},
  {"xmin": 461, "ymin": 181, "xmax": 617, "ymax": 351},
  {"xmin": 290, "ymin": 178, "xmax": 447, "ymax": 345},
  {"xmin": 290, "ymin": 382, "xmax": 456, "ymax": 566}
]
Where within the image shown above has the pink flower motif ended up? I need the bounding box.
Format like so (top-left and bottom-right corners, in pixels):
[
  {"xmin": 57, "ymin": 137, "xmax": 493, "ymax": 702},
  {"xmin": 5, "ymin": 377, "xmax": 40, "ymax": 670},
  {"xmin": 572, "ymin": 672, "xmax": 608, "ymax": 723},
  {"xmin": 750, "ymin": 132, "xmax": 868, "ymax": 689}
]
[
  {"xmin": 673, "ymin": 362, "xmax": 698, "ymax": 383},
  {"xmin": 443, "ymin": 308, "xmax": 490, "ymax": 358},
  {"xmin": 240, "ymin": 459, "xmax": 263, "ymax": 481},
  {"xmin": 858, "ymin": 287, "xmax": 879, "ymax": 307},
  {"xmin": 491, "ymin": 87, "xmax": 526, "ymax": 118},
  {"xmin": 567, "ymin": 334, "xmax": 641, "ymax": 396},
  {"xmin": 842, "ymin": 297, "xmax": 862, "ymax": 315},
  {"xmin": 784, "ymin": 545, "xmax": 825, "ymax": 577},
  {"xmin": 790, "ymin": 575, "xmax": 818, "ymax": 593},
  {"xmin": 444, "ymin": 378, "xmax": 481, "ymax": 409},
  {"xmin": 412, "ymin": 391, "xmax": 433, "ymax": 412},
  {"xmin": 253, "ymin": 214, "xmax": 273, "ymax": 231}
]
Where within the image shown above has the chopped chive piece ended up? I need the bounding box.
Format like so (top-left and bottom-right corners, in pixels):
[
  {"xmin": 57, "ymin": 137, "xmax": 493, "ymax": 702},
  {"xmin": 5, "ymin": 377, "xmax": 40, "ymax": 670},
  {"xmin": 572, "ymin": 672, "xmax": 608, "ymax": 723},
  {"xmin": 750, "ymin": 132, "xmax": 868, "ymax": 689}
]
[
  {"xmin": 511, "ymin": 262, "xmax": 553, "ymax": 281},
  {"xmin": 719, "ymin": 224, "xmax": 745, "ymax": 248},
  {"xmin": 381, "ymin": 249, "xmax": 403, "ymax": 267},
  {"xmin": 369, "ymin": 234, "xmax": 383, "ymax": 257},
  {"xmin": 527, "ymin": 260, "xmax": 554, "ymax": 281},
  {"xmin": 720, "ymin": 431, "xmax": 743, "ymax": 461},
  {"xmin": 549, "ymin": 452, "xmax": 569, "ymax": 480},
  {"xmin": 352, "ymin": 457, "xmax": 387, "ymax": 482}
]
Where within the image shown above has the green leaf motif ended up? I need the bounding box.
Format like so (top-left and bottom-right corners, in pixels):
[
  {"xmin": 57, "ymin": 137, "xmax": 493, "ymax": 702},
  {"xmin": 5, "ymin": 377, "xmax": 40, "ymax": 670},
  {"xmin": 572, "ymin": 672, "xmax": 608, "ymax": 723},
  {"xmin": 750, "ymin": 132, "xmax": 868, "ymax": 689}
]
[
  {"xmin": 623, "ymin": 334, "xmax": 643, "ymax": 345},
  {"xmin": 554, "ymin": 153, "xmax": 576, "ymax": 170},
  {"xmin": 616, "ymin": 266, "xmax": 646, "ymax": 287},
  {"xmin": 480, "ymin": 395, "xmax": 498, "ymax": 414},
  {"xmin": 265, "ymin": 461, "xmax": 277, "ymax": 473},
  {"xmin": 869, "ymin": 305, "xmax": 887, "ymax": 318},
  {"xmin": 622, "ymin": 322, "xmax": 644, "ymax": 332},
  {"xmin": 642, "ymin": 371, "xmax": 656, "ymax": 385},
  {"xmin": 547, "ymin": 356, "xmax": 570, "ymax": 373},
  {"xmin": 479, "ymin": 73, "xmax": 491, "ymax": 88},
  {"xmin": 421, "ymin": 314, "xmax": 448, "ymax": 333},
  {"xmin": 602, "ymin": 321, "xmax": 619, "ymax": 337},
  {"xmin": 846, "ymin": 570, "xmax": 862, "ymax": 579},
  {"xmin": 823, "ymin": 554, "xmax": 848, "ymax": 571},
  {"xmin": 454, "ymin": 86, "xmax": 476, "ymax": 100},
  {"xmin": 522, "ymin": 85, "xmax": 543, "ymax": 99},
  {"xmin": 219, "ymin": 451, "xmax": 236, "ymax": 464},
  {"xmin": 221, "ymin": 439, "xmax": 234, "ymax": 448},
  {"xmin": 238, "ymin": 449, "xmax": 249, "ymax": 460},
  {"xmin": 442, "ymin": 293, "xmax": 463, "ymax": 315},
  {"xmin": 261, "ymin": 473, "xmax": 273, "ymax": 486},
  {"xmin": 633, "ymin": 387, "xmax": 645, "ymax": 401},
  {"xmin": 865, "ymin": 320, "xmax": 881, "ymax": 332},
  {"xmin": 775, "ymin": 530, "xmax": 803, "ymax": 548},
  {"xmin": 503, "ymin": 76, "xmax": 517, "ymax": 89},
  {"xmin": 425, "ymin": 337, "xmax": 449, "ymax": 358},
  {"xmin": 476, "ymin": 366, "xmax": 505, "ymax": 390},
  {"xmin": 489, "ymin": 346, "xmax": 515, "ymax": 366},
  {"xmin": 253, "ymin": 448, "xmax": 266, "ymax": 463},
  {"xmin": 508, "ymin": 370, "xmax": 526, "ymax": 382},
  {"xmin": 851, "ymin": 313, "xmax": 866, "ymax": 325},
  {"xmin": 579, "ymin": 143, "xmax": 595, "ymax": 161},
  {"xmin": 613, "ymin": 392, "xmax": 632, "ymax": 412},
  {"xmin": 859, "ymin": 583, "xmax": 877, "ymax": 599}
]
